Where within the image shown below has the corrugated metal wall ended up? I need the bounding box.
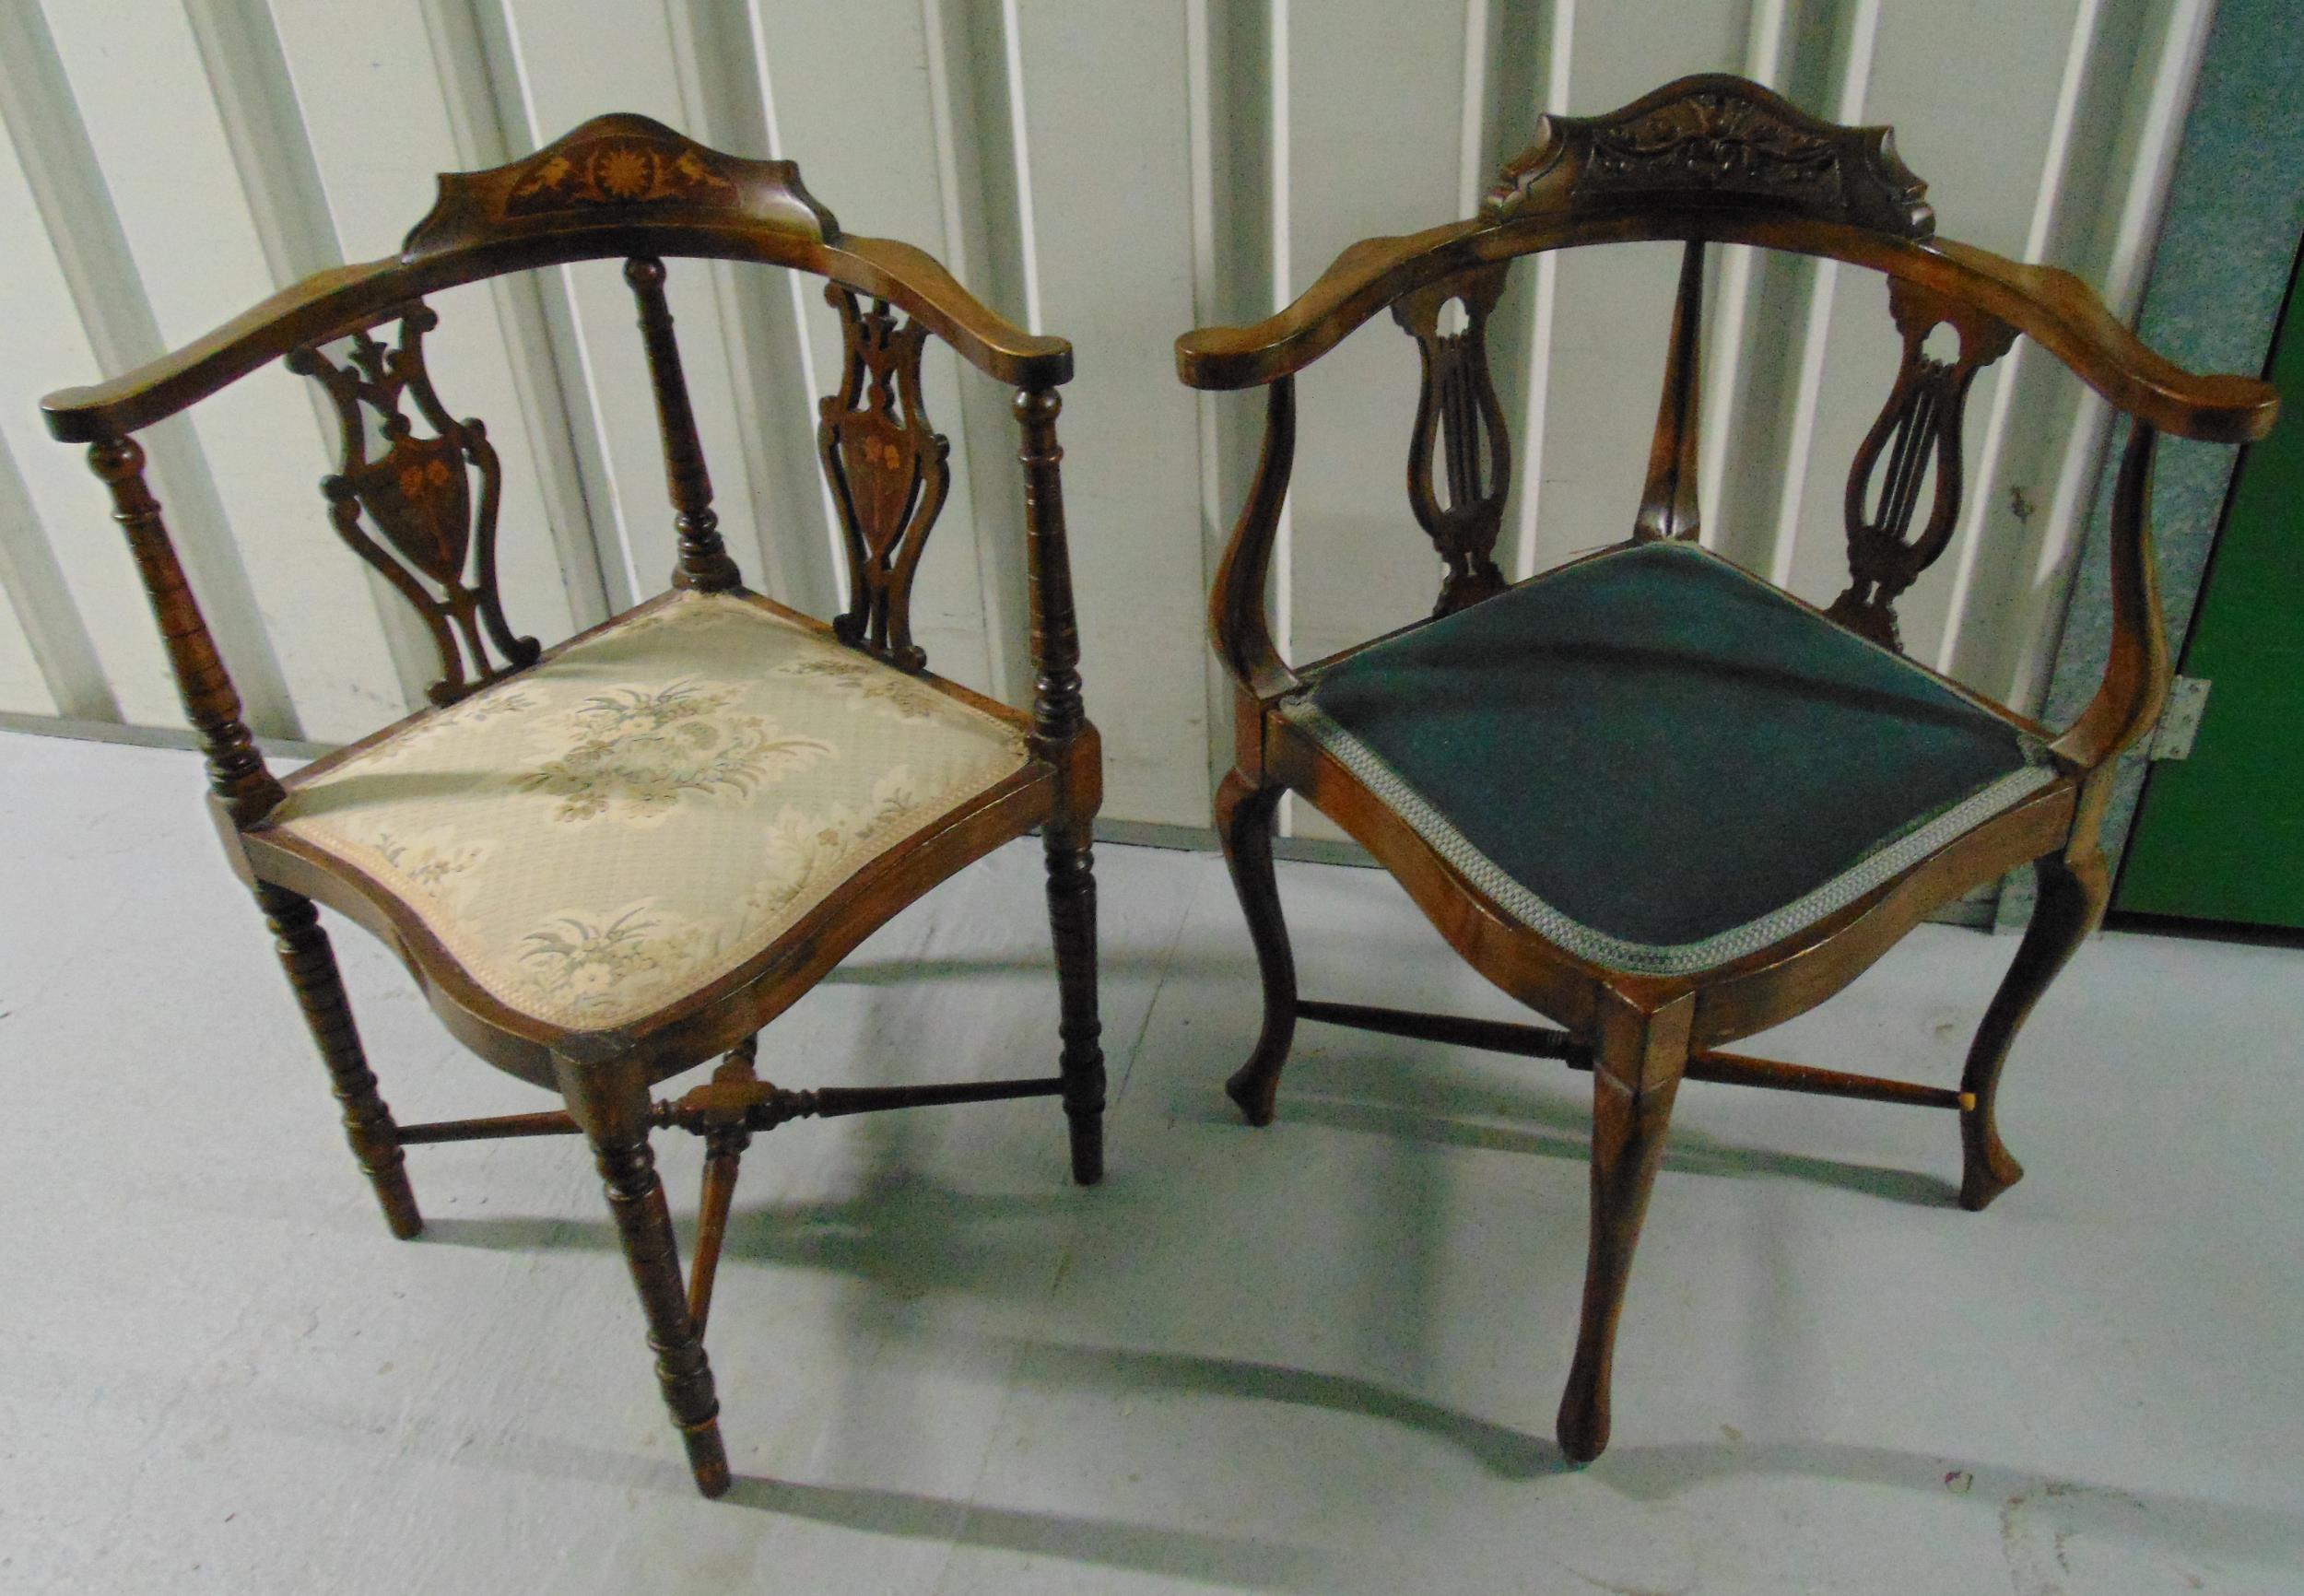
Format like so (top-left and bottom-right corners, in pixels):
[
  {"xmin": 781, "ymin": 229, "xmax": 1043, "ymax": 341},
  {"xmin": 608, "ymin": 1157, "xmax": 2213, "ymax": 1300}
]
[{"xmin": 0, "ymin": 0, "xmax": 2213, "ymax": 836}]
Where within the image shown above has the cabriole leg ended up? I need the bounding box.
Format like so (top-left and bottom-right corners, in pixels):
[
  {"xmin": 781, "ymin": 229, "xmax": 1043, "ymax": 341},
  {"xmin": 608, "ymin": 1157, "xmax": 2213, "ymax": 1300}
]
[
  {"xmin": 1558, "ymin": 992, "xmax": 1692, "ymax": 1465},
  {"xmin": 1217, "ymin": 771, "xmax": 1296, "ymax": 1126},
  {"xmin": 1959, "ymin": 851, "xmax": 2107, "ymax": 1211},
  {"xmin": 1044, "ymin": 821, "xmax": 1107, "ymax": 1185},
  {"xmin": 255, "ymin": 884, "xmax": 420, "ymax": 1239},
  {"xmin": 556, "ymin": 1055, "xmax": 729, "ymax": 1498}
]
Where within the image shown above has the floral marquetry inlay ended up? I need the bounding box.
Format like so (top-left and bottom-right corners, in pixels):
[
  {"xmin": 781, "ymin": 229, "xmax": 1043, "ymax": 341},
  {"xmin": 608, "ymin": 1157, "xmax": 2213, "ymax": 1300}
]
[
  {"xmin": 288, "ymin": 303, "xmax": 539, "ymax": 704},
  {"xmin": 506, "ymin": 138, "xmax": 738, "ymax": 217},
  {"xmin": 818, "ymin": 286, "xmax": 951, "ymax": 672},
  {"xmin": 400, "ymin": 112, "xmax": 838, "ymax": 259}
]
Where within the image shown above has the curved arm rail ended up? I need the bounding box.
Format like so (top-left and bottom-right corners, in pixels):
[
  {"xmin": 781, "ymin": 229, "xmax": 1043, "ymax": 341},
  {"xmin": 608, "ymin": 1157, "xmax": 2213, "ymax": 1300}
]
[
  {"xmin": 43, "ymin": 229, "xmax": 1067, "ymax": 443},
  {"xmin": 1175, "ymin": 214, "xmax": 2275, "ymax": 444}
]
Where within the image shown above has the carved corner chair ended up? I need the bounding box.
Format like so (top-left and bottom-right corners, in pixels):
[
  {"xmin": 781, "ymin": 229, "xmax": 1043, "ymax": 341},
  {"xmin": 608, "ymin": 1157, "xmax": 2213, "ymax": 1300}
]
[
  {"xmin": 41, "ymin": 116, "xmax": 1106, "ymax": 1498},
  {"xmin": 1176, "ymin": 76, "xmax": 2278, "ymax": 1463}
]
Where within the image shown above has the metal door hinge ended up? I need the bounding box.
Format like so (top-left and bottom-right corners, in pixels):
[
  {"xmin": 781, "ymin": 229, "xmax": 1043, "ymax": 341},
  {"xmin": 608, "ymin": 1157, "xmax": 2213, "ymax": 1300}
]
[{"xmin": 2148, "ymin": 675, "xmax": 2212, "ymax": 760}]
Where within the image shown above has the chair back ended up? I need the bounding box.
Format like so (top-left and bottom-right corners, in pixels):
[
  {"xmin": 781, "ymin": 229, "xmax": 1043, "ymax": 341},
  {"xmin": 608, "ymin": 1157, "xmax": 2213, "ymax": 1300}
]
[
  {"xmin": 43, "ymin": 115, "xmax": 1082, "ymax": 822},
  {"xmin": 1179, "ymin": 74, "xmax": 2278, "ymax": 774}
]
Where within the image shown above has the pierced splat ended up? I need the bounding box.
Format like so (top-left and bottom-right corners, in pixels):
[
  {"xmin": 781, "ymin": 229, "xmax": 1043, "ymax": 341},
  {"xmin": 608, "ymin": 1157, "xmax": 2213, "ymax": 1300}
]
[
  {"xmin": 1827, "ymin": 279, "xmax": 2016, "ymax": 651},
  {"xmin": 1393, "ymin": 264, "xmax": 1513, "ymax": 616},
  {"xmin": 289, "ymin": 304, "xmax": 538, "ymax": 704},
  {"xmin": 817, "ymin": 285, "xmax": 950, "ymax": 671}
]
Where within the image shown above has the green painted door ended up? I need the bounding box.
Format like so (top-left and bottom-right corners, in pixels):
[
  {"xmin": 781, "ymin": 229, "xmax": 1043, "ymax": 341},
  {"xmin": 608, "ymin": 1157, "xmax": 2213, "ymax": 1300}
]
[{"xmin": 2116, "ymin": 242, "xmax": 2304, "ymax": 928}]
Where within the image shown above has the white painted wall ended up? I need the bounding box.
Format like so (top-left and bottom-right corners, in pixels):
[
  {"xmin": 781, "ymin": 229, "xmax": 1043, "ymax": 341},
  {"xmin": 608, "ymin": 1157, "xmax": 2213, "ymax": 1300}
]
[{"xmin": 0, "ymin": 0, "xmax": 2210, "ymax": 831}]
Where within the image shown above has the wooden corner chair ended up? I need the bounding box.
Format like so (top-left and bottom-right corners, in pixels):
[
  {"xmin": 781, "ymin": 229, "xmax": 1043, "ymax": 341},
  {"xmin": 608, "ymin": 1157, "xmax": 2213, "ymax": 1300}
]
[
  {"xmin": 41, "ymin": 114, "xmax": 1107, "ymax": 1498},
  {"xmin": 1176, "ymin": 75, "xmax": 2277, "ymax": 1464}
]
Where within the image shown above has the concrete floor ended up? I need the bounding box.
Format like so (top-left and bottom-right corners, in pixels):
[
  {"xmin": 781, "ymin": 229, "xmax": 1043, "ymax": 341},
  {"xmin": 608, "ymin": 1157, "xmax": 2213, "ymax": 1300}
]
[{"xmin": 2, "ymin": 728, "xmax": 2300, "ymax": 1594}]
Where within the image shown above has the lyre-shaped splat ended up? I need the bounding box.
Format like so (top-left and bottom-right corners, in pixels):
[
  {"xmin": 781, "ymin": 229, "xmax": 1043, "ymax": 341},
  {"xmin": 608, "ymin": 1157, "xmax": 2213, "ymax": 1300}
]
[
  {"xmin": 1826, "ymin": 279, "xmax": 2016, "ymax": 651},
  {"xmin": 817, "ymin": 285, "xmax": 950, "ymax": 671},
  {"xmin": 1393, "ymin": 264, "xmax": 1513, "ymax": 616},
  {"xmin": 288, "ymin": 304, "xmax": 538, "ymax": 704}
]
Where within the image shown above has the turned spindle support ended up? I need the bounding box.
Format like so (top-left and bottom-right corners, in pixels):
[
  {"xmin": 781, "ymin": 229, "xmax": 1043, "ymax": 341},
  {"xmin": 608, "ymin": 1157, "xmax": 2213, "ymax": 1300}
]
[
  {"xmin": 628, "ymin": 255, "xmax": 743, "ymax": 593},
  {"xmin": 1015, "ymin": 387, "xmax": 1107, "ymax": 1184}
]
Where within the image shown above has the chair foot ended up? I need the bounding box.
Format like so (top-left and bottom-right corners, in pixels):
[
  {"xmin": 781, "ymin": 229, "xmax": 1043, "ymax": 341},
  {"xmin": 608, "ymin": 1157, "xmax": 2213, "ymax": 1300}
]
[
  {"xmin": 679, "ymin": 1417, "xmax": 733, "ymax": 1498},
  {"xmin": 1044, "ymin": 824, "xmax": 1107, "ymax": 1186},
  {"xmin": 1222, "ymin": 1066, "xmax": 1279, "ymax": 1129},
  {"xmin": 1556, "ymin": 992, "xmax": 1691, "ymax": 1465},
  {"xmin": 256, "ymin": 883, "xmax": 423, "ymax": 1239},
  {"xmin": 370, "ymin": 1166, "xmax": 423, "ymax": 1241},
  {"xmin": 1065, "ymin": 1106, "xmax": 1106, "ymax": 1188},
  {"xmin": 1217, "ymin": 771, "xmax": 1295, "ymax": 1127},
  {"xmin": 1958, "ymin": 1113, "xmax": 2025, "ymax": 1213},
  {"xmin": 1957, "ymin": 852, "xmax": 2104, "ymax": 1212}
]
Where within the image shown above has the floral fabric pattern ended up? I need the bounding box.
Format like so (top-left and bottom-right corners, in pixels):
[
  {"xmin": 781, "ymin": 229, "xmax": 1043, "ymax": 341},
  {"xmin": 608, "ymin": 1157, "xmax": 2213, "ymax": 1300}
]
[
  {"xmin": 517, "ymin": 678, "xmax": 833, "ymax": 823},
  {"xmin": 771, "ymin": 656, "xmax": 943, "ymax": 721},
  {"xmin": 269, "ymin": 592, "xmax": 1029, "ymax": 1029}
]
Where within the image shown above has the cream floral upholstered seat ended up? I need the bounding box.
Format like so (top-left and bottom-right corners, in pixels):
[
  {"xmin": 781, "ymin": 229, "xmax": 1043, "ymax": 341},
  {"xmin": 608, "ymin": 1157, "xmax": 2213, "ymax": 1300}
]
[{"xmin": 267, "ymin": 591, "xmax": 1029, "ymax": 1031}]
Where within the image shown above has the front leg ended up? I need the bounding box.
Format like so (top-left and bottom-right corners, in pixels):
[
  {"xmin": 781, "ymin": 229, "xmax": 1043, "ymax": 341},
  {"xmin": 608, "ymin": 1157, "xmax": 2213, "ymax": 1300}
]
[
  {"xmin": 1217, "ymin": 771, "xmax": 1296, "ymax": 1125},
  {"xmin": 256, "ymin": 884, "xmax": 420, "ymax": 1238},
  {"xmin": 1558, "ymin": 991, "xmax": 1692, "ymax": 1464},
  {"xmin": 1958, "ymin": 851, "xmax": 2107, "ymax": 1210},
  {"xmin": 555, "ymin": 1051, "xmax": 729, "ymax": 1498}
]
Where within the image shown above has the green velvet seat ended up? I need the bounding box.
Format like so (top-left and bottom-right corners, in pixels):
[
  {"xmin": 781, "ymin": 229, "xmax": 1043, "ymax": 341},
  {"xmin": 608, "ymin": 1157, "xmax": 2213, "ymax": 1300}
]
[{"xmin": 1281, "ymin": 541, "xmax": 2054, "ymax": 975}]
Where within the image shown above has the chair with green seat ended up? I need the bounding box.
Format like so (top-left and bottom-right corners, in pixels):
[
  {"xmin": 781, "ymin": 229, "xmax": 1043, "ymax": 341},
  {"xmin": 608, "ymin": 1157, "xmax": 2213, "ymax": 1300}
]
[{"xmin": 1175, "ymin": 74, "xmax": 2276, "ymax": 1463}]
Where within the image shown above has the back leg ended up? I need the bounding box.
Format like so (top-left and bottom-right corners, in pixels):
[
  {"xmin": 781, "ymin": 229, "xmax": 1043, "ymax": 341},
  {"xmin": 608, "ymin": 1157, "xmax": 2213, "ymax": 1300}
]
[
  {"xmin": 1043, "ymin": 821, "xmax": 1108, "ymax": 1185},
  {"xmin": 1217, "ymin": 770, "xmax": 1298, "ymax": 1126},
  {"xmin": 687, "ymin": 1035, "xmax": 760, "ymax": 1336},
  {"xmin": 1959, "ymin": 851, "xmax": 2108, "ymax": 1211},
  {"xmin": 255, "ymin": 884, "xmax": 420, "ymax": 1238}
]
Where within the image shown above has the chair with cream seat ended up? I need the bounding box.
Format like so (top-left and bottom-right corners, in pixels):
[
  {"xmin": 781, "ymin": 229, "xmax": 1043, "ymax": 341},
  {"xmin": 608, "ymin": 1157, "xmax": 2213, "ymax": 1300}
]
[{"xmin": 41, "ymin": 114, "xmax": 1105, "ymax": 1497}]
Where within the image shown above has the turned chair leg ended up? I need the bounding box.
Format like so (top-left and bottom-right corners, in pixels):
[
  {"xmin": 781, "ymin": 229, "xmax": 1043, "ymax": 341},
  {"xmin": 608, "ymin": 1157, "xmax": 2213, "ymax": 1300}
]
[
  {"xmin": 1558, "ymin": 992, "xmax": 1692, "ymax": 1465},
  {"xmin": 556, "ymin": 1054, "xmax": 730, "ymax": 1498},
  {"xmin": 1217, "ymin": 770, "xmax": 1297, "ymax": 1126},
  {"xmin": 1044, "ymin": 822, "xmax": 1108, "ymax": 1185},
  {"xmin": 1958, "ymin": 851, "xmax": 2108, "ymax": 1211},
  {"xmin": 255, "ymin": 884, "xmax": 421, "ymax": 1239}
]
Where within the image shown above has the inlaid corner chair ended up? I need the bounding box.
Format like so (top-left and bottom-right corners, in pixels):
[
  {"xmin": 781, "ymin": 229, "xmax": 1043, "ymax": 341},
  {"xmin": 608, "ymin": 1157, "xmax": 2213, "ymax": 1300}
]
[
  {"xmin": 41, "ymin": 115, "xmax": 1106, "ymax": 1497},
  {"xmin": 1177, "ymin": 75, "xmax": 2278, "ymax": 1463}
]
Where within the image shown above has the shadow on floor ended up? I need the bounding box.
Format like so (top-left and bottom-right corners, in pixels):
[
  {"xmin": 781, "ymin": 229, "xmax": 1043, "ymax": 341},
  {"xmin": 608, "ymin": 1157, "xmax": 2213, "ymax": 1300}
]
[
  {"xmin": 422, "ymin": 1172, "xmax": 1085, "ymax": 1296},
  {"xmin": 989, "ymin": 1336, "xmax": 1565, "ymax": 1481},
  {"xmin": 1263, "ymin": 1092, "xmax": 1960, "ymax": 1207},
  {"xmin": 1598, "ymin": 1439, "xmax": 2304, "ymax": 1572},
  {"xmin": 1180, "ymin": 1043, "xmax": 1963, "ymax": 1208},
  {"xmin": 723, "ymin": 1476, "xmax": 1337, "ymax": 1590},
  {"xmin": 239, "ymin": 1370, "xmax": 1338, "ymax": 1590},
  {"xmin": 233, "ymin": 1349, "xmax": 2302, "ymax": 1588}
]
